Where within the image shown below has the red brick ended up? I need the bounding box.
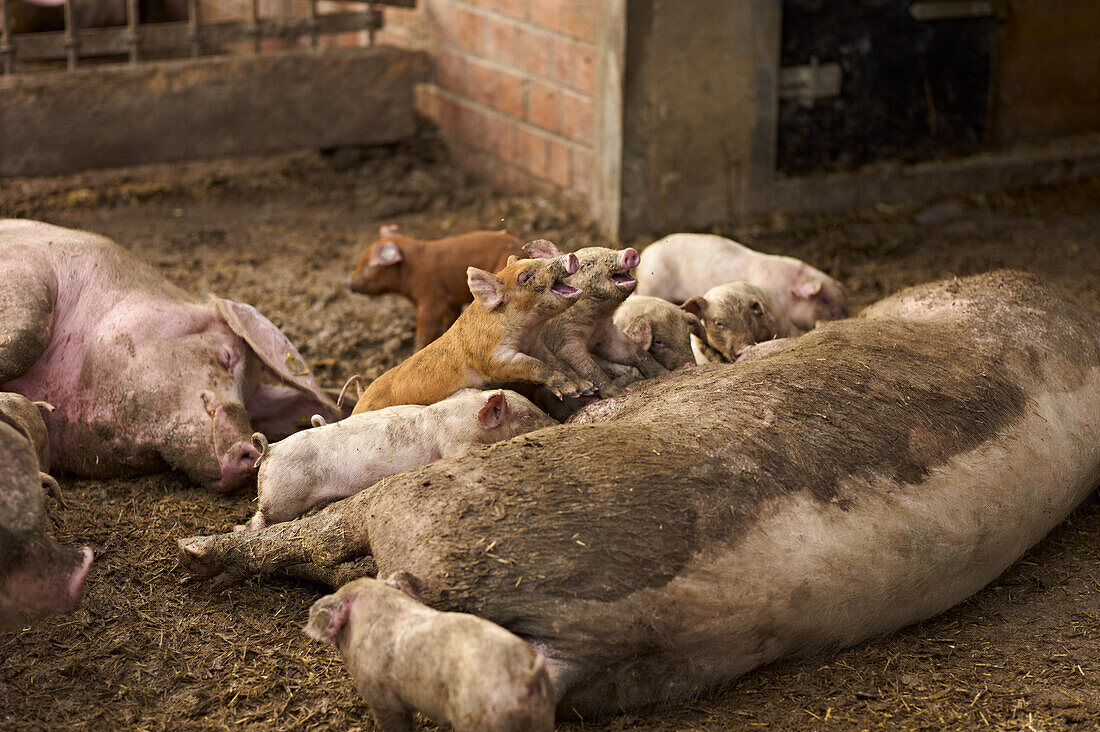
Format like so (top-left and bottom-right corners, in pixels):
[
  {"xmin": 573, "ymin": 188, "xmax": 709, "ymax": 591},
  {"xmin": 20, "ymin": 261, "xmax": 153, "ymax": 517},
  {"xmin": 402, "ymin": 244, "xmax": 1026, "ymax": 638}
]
[
  {"xmin": 528, "ymin": 0, "xmax": 562, "ymax": 31},
  {"xmin": 466, "ymin": 61, "xmax": 495, "ymax": 106},
  {"xmin": 504, "ymin": 165, "xmax": 531, "ymax": 194},
  {"xmin": 549, "ymin": 35, "xmax": 573, "ymax": 85},
  {"xmin": 437, "ymin": 96, "xmax": 461, "ymax": 139},
  {"xmin": 548, "ymin": 138, "xmax": 571, "ymax": 188},
  {"xmin": 483, "ymin": 115, "xmax": 517, "ymax": 163},
  {"xmin": 526, "ymin": 79, "xmax": 561, "ymax": 132},
  {"xmin": 437, "ymin": 50, "xmax": 467, "ymax": 96},
  {"xmin": 456, "ymin": 103, "xmax": 487, "ymax": 149},
  {"xmin": 498, "ymin": 0, "xmax": 526, "ymax": 20},
  {"xmin": 455, "ymin": 7, "xmax": 483, "ymax": 54},
  {"xmin": 571, "ymin": 147, "xmax": 593, "ymax": 196},
  {"xmin": 515, "ymin": 127, "xmax": 549, "ymax": 178},
  {"xmin": 571, "ymin": 45, "xmax": 596, "ymax": 94},
  {"xmin": 561, "ymin": 91, "xmax": 594, "ymax": 144},
  {"xmin": 495, "ymin": 70, "xmax": 524, "ymax": 118},
  {"xmin": 562, "ymin": 0, "xmax": 598, "ymax": 44},
  {"xmin": 482, "ymin": 13, "xmax": 519, "ymax": 66},
  {"xmin": 487, "ymin": 160, "xmax": 512, "ymax": 191},
  {"xmin": 520, "ymin": 28, "xmax": 552, "ymax": 78}
]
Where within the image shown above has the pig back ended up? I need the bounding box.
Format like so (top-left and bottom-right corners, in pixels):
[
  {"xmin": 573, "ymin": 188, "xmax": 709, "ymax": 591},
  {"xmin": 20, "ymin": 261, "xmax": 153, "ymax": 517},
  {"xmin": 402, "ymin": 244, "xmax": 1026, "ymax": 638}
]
[{"xmin": 359, "ymin": 271, "xmax": 1100, "ymax": 709}]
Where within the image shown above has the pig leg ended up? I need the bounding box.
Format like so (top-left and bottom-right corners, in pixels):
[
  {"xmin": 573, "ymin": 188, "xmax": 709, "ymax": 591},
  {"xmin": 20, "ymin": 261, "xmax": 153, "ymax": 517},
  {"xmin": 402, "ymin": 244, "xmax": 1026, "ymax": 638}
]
[
  {"xmin": 593, "ymin": 328, "xmax": 668, "ymax": 379},
  {"xmin": 414, "ymin": 303, "xmax": 457, "ymax": 350},
  {"xmin": 552, "ymin": 341, "xmax": 625, "ymax": 398},
  {"xmin": 529, "ymin": 342, "xmax": 595, "ymax": 395},
  {"xmin": 281, "ymin": 557, "xmax": 378, "ymax": 588},
  {"xmin": 0, "ymin": 264, "xmax": 54, "ymax": 382},
  {"xmin": 177, "ymin": 504, "xmax": 369, "ymax": 586},
  {"xmin": 368, "ymin": 699, "xmax": 415, "ymax": 732},
  {"xmin": 492, "ymin": 352, "xmax": 590, "ymax": 400}
]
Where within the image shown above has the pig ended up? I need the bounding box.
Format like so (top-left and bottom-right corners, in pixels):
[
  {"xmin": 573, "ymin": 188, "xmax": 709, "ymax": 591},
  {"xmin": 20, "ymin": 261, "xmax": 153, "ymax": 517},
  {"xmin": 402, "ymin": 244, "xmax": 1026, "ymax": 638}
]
[
  {"xmin": 179, "ymin": 271, "xmax": 1100, "ymax": 719},
  {"xmin": 612, "ymin": 295, "xmax": 704, "ymax": 371},
  {"xmin": 0, "ymin": 219, "xmax": 341, "ymax": 492},
  {"xmin": 348, "ymin": 226, "xmax": 526, "ymax": 349},
  {"xmin": 1, "ymin": 420, "xmax": 93, "ymax": 632},
  {"xmin": 245, "ymin": 389, "xmax": 554, "ymax": 530},
  {"xmin": 10, "ymin": 0, "xmax": 188, "ymax": 33},
  {"xmin": 634, "ymin": 233, "xmax": 848, "ymax": 330},
  {"xmin": 527, "ymin": 241, "xmax": 667, "ymax": 399},
  {"xmin": 351, "ymin": 247, "xmax": 591, "ymax": 414},
  {"xmin": 681, "ymin": 281, "xmax": 800, "ymax": 363},
  {"xmin": 305, "ymin": 572, "xmax": 555, "ymax": 732}
]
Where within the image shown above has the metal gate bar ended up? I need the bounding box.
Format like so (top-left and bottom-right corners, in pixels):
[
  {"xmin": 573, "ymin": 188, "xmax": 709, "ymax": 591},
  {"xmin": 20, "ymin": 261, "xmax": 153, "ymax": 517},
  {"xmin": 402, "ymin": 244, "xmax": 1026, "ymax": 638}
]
[{"xmin": 1, "ymin": 0, "xmax": 414, "ymax": 73}]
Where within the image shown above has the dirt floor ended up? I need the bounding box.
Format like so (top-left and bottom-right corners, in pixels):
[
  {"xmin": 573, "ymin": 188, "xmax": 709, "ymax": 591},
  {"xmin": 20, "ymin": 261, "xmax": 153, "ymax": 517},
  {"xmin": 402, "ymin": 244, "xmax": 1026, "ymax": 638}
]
[{"xmin": 1, "ymin": 135, "xmax": 1099, "ymax": 731}]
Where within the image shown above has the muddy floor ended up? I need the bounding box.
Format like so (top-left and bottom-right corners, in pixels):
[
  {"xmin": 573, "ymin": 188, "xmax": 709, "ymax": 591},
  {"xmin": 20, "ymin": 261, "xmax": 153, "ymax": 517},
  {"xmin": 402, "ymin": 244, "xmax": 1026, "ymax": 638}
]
[{"xmin": 1, "ymin": 136, "xmax": 1099, "ymax": 731}]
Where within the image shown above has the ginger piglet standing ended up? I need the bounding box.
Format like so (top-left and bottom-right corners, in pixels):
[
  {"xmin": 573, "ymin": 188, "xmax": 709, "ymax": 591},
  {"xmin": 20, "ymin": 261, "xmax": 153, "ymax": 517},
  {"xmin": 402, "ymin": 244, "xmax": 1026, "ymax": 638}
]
[
  {"xmin": 348, "ymin": 226, "xmax": 525, "ymax": 349},
  {"xmin": 352, "ymin": 247, "xmax": 589, "ymax": 414}
]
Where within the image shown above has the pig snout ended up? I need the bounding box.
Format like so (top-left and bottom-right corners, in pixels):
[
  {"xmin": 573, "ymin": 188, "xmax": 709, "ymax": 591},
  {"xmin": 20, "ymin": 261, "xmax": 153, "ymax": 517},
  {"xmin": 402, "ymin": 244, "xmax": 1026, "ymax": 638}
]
[
  {"xmin": 561, "ymin": 253, "xmax": 579, "ymax": 275},
  {"xmin": 619, "ymin": 248, "xmax": 640, "ymax": 270},
  {"xmin": 67, "ymin": 547, "xmax": 94, "ymax": 608},
  {"xmin": 219, "ymin": 441, "xmax": 261, "ymax": 491}
]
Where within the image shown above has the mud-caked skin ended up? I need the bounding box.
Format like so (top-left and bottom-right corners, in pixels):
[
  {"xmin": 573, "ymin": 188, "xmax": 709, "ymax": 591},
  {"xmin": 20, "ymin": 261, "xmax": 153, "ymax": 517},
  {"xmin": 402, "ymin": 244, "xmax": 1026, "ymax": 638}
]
[
  {"xmin": 0, "ymin": 392, "xmax": 53, "ymax": 473},
  {"xmin": 179, "ymin": 271, "xmax": 1100, "ymax": 718},
  {"xmin": 528, "ymin": 241, "xmax": 668, "ymax": 399},
  {"xmin": 0, "ymin": 421, "xmax": 93, "ymax": 632},
  {"xmin": 348, "ymin": 226, "xmax": 526, "ymax": 349},
  {"xmin": 0, "ymin": 219, "xmax": 340, "ymax": 491},
  {"xmin": 352, "ymin": 247, "xmax": 590, "ymax": 413},
  {"xmin": 246, "ymin": 389, "xmax": 554, "ymax": 529},
  {"xmin": 682, "ymin": 281, "xmax": 800, "ymax": 363},
  {"xmin": 612, "ymin": 295, "xmax": 703, "ymax": 371},
  {"xmin": 305, "ymin": 573, "xmax": 555, "ymax": 732},
  {"xmin": 635, "ymin": 233, "xmax": 848, "ymax": 330}
]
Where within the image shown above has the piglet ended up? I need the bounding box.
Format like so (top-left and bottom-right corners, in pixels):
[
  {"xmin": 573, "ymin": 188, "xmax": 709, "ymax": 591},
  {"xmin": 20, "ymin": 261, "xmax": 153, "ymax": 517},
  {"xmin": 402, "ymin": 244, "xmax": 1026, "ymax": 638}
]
[
  {"xmin": 348, "ymin": 226, "xmax": 526, "ymax": 349},
  {"xmin": 529, "ymin": 241, "xmax": 667, "ymax": 398},
  {"xmin": 352, "ymin": 247, "xmax": 589, "ymax": 413},
  {"xmin": 682, "ymin": 281, "xmax": 800, "ymax": 363},
  {"xmin": 245, "ymin": 389, "xmax": 553, "ymax": 529},
  {"xmin": 305, "ymin": 573, "xmax": 555, "ymax": 732},
  {"xmin": 612, "ymin": 295, "xmax": 704, "ymax": 371},
  {"xmin": 635, "ymin": 233, "xmax": 847, "ymax": 330}
]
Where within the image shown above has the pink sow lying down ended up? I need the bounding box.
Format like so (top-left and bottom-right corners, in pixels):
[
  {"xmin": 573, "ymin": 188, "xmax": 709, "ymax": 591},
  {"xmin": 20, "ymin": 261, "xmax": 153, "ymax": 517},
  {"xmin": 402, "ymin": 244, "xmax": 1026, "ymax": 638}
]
[{"xmin": 0, "ymin": 219, "xmax": 340, "ymax": 491}]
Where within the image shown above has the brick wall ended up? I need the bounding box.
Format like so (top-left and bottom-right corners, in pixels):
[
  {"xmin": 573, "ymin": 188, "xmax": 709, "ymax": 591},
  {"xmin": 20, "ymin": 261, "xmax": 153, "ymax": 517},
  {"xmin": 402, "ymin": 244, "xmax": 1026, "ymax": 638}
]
[{"xmin": 377, "ymin": 0, "xmax": 598, "ymax": 204}]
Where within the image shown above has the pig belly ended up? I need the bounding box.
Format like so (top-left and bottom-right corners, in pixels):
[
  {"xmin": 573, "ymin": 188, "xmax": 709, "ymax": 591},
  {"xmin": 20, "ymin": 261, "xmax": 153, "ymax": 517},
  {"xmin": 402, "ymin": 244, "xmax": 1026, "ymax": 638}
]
[{"xmin": 558, "ymin": 368, "xmax": 1100, "ymax": 712}]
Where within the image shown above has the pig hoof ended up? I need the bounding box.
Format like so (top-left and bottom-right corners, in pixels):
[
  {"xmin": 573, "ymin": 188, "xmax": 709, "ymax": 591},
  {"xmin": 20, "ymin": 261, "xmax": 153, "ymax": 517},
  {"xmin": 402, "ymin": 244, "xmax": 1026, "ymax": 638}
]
[{"xmin": 177, "ymin": 537, "xmax": 222, "ymax": 578}]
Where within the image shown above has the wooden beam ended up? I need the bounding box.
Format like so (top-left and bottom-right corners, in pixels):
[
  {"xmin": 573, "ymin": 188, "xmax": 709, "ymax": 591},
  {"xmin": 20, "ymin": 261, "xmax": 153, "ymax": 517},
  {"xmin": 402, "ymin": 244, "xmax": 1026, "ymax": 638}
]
[{"xmin": 0, "ymin": 46, "xmax": 431, "ymax": 177}]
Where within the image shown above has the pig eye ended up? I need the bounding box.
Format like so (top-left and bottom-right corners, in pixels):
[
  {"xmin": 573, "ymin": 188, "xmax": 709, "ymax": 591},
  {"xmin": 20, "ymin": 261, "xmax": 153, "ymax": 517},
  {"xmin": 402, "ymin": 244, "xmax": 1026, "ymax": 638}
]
[
  {"xmin": 518, "ymin": 270, "xmax": 535, "ymax": 284},
  {"xmin": 217, "ymin": 345, "xmax": 237, "ymax": 371},
  {"xmin": 653, "ymin": 339, "xmax": 665, "ymax": 347},
  {"xmin": 581, "ymin": 261, "xmax": 593, "ymax": 270},
  {"xmin": 715, "ymin": 321, "xmax": 728, "ymax": 330}
]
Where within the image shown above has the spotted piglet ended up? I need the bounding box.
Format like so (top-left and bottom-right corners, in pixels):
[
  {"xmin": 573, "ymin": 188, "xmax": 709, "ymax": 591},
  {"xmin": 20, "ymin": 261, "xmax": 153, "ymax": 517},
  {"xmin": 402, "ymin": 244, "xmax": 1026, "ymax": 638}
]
[{"xmin": 304, "ymin": 573, "xmax": 555, "ymax": 732}]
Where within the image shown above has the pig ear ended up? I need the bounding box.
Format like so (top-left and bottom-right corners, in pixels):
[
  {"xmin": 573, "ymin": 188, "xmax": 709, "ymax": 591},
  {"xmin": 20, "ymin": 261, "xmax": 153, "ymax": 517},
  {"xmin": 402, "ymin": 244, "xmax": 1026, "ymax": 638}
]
[
  {"xmin": 622, "ymin": 317, "xmax": 653, "ymax": 350},
  {"xmin": 681, "ymin": 297, "xmax": 706, "ymax": 318},
  {"xmin": 0, "ymin": 427, "xmax": 43, "ymax": 535},
  {"xmin": 385, "ymin": 570, "xmax": 424, "ymax": 600},
  {"xmin": 791, "ymin": 280, "xmax": 822, "ymax": 300},
  {"xmin": 683, "ymin": 311, "xmax": 705, "ymax": 339},
  {"xmin": 215, "ymin": 299, "xmax": 340, "ymax": 416},
  {"xmin": 303, "ymin": 595, "xmax": 352, "ymax": 644},
  {"xmin": 507, "ymin": 255, "xmax": 518, "ymax": 267},
  {"xmin": 369, "ymin": 240, "xmax": 403, "ymax": 267},
  {"xmin": 467, "ymin": 267, "xmax": 506, "ymax": 310},
  {"xmin": 522, "ymin": 239, "xmax": 563, "ymax": 259},
  {"xmin": 477, "ymin": 391, "xmax": 508, "ymax": 430},
  {"xmin": 379, "ymin": 224, "xmax": 400, "ymax": 237}
]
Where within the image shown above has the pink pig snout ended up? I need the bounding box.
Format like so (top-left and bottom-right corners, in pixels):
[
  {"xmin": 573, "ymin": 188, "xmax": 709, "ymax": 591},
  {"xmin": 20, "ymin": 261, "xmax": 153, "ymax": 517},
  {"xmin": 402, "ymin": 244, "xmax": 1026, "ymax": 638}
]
[
  {"xmin": 619, "ymin": 248, "xmax": 640, "ymax": 270},
  {"xmin": 66, "ymin": 547, "xmax": 94, "ymax": 609},
  {"xmin": 219, "ymin": 440, "xmax": 261, "ymax": 491}
]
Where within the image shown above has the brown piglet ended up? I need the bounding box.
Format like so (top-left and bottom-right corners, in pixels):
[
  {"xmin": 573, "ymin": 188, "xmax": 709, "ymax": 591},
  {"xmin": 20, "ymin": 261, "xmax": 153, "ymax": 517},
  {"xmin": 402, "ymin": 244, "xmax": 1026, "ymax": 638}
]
[
  {"xmin": 352, "ymin": 246, "xmax": 591, "ymax": 413},
  {"xmin": 348, "ymin": 225, "xmax": 526, "ymax": 349}
]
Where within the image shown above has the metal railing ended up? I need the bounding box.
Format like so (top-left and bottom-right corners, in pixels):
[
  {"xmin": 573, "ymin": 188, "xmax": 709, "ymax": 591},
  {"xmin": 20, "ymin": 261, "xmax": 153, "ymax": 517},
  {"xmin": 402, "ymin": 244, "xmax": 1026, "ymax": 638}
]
[{"xmin": 0, "ymin": 0, "xmax": 415, "ymax": 74}]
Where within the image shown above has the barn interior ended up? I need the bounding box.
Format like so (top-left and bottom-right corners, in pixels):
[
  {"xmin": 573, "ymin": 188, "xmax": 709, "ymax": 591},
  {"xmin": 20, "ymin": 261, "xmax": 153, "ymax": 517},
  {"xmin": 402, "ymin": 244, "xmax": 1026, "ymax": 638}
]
[{"xmin": 2, "ymin": 1, "xmax": 1099, "ymax": 730}]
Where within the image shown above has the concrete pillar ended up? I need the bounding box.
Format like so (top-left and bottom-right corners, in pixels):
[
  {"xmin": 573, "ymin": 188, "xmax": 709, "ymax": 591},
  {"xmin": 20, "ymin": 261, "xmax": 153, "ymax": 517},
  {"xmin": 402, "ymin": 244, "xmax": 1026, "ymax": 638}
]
[{"xmin": 598, "ymin": 0, "xmax": 781, "ymax": 240}]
